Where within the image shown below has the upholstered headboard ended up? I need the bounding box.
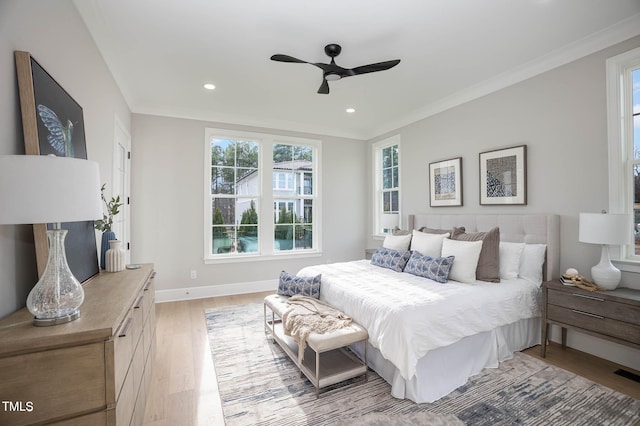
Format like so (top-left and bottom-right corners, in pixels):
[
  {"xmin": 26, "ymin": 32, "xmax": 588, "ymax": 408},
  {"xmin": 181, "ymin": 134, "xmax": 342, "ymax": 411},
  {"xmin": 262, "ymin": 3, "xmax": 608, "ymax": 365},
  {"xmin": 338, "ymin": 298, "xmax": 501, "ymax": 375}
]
[{"xmin": 408, "ymin": 214, "xmax": 560, "ymax": 282}]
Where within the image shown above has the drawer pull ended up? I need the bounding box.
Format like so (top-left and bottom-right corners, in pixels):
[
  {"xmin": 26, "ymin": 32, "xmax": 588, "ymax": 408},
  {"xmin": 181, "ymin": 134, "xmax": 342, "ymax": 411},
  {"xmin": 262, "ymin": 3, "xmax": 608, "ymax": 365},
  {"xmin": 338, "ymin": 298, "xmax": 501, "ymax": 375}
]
[
  {"xmin": 571, "ymin": 309, "xmax": 605, "ymax": 320},
  {"xmin": 119, "ymin": 318, "xmax": 133, "ymax": 337},
  {"xmin": 144, "ymin": 279, "xmax": 153, "ymax": 291},
  {"xmin": 134, "ymin": 296, "xmax": 144, "ymax": 309},
  {"xmin": 571, "ymin": 293, "xmax": 604, "ymax": 302}
]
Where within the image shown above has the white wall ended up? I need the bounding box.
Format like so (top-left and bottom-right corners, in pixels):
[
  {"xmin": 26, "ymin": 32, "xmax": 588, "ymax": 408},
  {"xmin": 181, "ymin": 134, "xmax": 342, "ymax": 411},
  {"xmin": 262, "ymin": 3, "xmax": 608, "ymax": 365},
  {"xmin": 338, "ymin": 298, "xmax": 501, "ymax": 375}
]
[
  {"xmin": 367, "ymin": 35, "xmax": 640, "ymax": 370},
  {"xmin": 0, "ymin": 0, "xmax": 130, "ymax": 318},
  {"xmin": 130, "ymin": 114, "xmax": 367, "ymax": 299}
]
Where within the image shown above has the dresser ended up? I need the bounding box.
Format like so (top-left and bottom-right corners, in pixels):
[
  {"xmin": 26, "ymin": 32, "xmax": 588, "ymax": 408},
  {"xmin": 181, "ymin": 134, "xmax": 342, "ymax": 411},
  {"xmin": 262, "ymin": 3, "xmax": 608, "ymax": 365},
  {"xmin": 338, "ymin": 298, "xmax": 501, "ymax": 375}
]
[
  {"xmin": 0, "ymin": 264, "xmax": 156, "ymax": 426},
  {"xmin": 541, "ymin": 280, "xmax": 640, "ymax": 357}
]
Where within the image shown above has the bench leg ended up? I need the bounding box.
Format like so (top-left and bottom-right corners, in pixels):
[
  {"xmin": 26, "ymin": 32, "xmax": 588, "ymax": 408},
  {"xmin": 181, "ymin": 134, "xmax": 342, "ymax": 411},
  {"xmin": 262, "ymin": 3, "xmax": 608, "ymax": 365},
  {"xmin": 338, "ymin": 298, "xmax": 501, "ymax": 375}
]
[
  {"xmin": 316, "ymin": 351, "xmax": 320, "ymax": 398},
  {"xmin": 364, "ymin": 340, "xmax": 368, "ymax": 382}
]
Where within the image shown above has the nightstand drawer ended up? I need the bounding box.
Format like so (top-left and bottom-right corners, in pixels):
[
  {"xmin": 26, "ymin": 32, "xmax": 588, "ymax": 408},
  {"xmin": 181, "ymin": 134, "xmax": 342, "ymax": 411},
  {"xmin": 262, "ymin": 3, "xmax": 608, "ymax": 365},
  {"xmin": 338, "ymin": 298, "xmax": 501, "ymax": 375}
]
[
  {"xmin": 547, "ymin": 305, "xmax": 640, "ymax": 345},
  {"xmin": 548, "ymin": 289, "xmax": 640, "ymax": 326}
]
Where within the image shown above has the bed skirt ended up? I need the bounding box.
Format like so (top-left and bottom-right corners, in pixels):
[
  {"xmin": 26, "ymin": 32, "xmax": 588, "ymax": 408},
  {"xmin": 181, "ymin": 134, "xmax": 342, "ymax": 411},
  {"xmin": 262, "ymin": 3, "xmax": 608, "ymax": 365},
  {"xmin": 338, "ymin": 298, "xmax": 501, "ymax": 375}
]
[{"xmin": 351, "ymin": 316, "xmax": 541, "ymax": 403}]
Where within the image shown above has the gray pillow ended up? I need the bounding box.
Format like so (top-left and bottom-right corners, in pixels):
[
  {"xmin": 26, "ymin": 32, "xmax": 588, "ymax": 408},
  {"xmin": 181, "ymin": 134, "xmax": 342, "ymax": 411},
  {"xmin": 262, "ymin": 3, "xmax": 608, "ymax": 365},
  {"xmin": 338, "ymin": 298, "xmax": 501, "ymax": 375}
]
[
  {"xmin": 418, "ymin": 226, "xmax": 465, "ymax": 238},
  {"xmin": 451, "ymin": 226, "xmax": 500, "ymax": 283}
]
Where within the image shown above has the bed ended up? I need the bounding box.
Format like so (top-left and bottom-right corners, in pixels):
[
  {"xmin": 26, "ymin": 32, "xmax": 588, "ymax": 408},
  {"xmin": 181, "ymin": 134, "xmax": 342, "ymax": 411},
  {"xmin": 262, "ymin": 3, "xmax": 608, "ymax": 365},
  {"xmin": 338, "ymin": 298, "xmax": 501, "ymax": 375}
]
[{"xmin": 297, "ymin": 213, "xmax": 559, "ymax": 403}]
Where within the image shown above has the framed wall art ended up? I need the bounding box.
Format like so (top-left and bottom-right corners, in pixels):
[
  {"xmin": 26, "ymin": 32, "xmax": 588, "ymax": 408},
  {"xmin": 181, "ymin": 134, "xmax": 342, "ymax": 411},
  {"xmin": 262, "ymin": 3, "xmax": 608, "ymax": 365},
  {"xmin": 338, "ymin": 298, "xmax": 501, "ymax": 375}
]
[
  {"xmin": 479, "ymin": 145, "xmax": 527, "ymax": 205},
  {"xmin": 15, "ymin": 50, "xmax": 99, "ymax": 282},
  {"xmin": 429, "ymin": 157, "xmax": 463, "ymax": 207}
]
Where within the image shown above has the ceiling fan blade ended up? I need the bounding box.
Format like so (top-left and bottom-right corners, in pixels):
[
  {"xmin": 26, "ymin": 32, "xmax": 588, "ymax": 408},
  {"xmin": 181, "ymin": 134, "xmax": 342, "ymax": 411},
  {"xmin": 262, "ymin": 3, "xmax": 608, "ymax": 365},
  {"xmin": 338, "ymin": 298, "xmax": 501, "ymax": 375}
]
[
  {"xmin": 350, "ymin": 59, "xmax": 401, "ymax": 76},
  {"xmin": 270, "ymin": 54, "xmax": 308, "ymax": 64},
  {"xmin": 317, "ymin": 79, "xmax": 329, "ymax": 94}
]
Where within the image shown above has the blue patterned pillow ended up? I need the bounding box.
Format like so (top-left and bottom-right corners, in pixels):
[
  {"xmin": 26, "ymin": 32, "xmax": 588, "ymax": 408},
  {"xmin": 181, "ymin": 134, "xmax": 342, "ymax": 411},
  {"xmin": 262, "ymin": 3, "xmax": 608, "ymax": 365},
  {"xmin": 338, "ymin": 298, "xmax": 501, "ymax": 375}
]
[
  {"xmin": 370, "ymin": 247, "xmax": 412, "ymax": 272},
  {"xmin": 277, "ymin": 271, "xmax": 321, "ymax": 299},
  {"xmin": 404, "ymin": 251, "xmax": 455, "ymax": 283}
]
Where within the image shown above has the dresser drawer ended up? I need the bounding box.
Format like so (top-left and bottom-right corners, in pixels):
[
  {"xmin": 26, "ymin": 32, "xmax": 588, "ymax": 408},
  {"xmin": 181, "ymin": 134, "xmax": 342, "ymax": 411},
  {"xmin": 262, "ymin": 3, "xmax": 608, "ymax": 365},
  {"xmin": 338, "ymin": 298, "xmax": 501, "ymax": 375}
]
[
  {"xmin": 547, "ymin": 305, "xmax": 640, "ymax": 345},
  {"xmin": 548, "ymin": 289, "xmax": 640, "ymax": 326},
  {"xmin": 0, "ymin": 343, "xmax": 105, "ymax": 426}
]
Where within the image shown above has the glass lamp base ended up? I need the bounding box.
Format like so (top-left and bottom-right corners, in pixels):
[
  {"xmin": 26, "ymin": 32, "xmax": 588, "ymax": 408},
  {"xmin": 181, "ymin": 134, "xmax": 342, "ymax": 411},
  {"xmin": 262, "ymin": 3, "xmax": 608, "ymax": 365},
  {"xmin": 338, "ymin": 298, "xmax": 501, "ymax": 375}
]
[{"xmin": 33, "ymin": 309, "xmax": 80, "ymax": 327}]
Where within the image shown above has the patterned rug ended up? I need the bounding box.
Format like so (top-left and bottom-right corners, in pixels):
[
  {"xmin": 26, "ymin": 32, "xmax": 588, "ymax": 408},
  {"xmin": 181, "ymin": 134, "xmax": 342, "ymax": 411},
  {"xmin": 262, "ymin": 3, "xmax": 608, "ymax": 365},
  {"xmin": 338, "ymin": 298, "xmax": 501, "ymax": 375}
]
[{"xmin": 205, "ymin": 303, "xmax": 640, "ymax": 425}]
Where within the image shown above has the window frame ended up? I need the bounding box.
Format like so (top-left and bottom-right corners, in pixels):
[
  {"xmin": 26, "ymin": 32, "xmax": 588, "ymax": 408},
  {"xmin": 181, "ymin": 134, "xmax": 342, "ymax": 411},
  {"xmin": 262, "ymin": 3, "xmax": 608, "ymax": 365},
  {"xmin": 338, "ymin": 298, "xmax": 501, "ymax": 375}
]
[
  {"xmin": 204, "ymin": 128, "xmax": 322, "ymax": 263},
  {"xmin": 606, "ymin": 46, "xmax": 640, "ymax": 271},
  {"xmin": 372, "ymin": 135, "xmax": 401, "ymax": 238}
]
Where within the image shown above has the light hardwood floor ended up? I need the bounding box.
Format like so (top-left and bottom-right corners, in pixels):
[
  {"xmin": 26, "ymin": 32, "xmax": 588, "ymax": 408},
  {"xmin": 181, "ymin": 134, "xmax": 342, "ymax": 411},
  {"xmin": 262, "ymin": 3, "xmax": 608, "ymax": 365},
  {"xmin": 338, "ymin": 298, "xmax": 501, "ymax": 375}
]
[{"xmin": 143, "ymin": 292, "xmax": 640, "ymax": 425}]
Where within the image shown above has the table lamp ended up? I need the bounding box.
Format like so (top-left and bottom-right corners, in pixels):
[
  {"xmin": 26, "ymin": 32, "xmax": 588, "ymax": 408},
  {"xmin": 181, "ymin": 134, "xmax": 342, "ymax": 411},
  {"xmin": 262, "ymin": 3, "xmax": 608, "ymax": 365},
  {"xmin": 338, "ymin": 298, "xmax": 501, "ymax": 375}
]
[
  {"xmin": 381, "ymin": 213, "xmax": 399, "ymax": 234},
  {"xmin": 0, "ymin": 155, "xmax": 102, "ymax": 326},
  {"xmin": 579, "ymin": 212, "xmax": 632, "ymax": 290}
]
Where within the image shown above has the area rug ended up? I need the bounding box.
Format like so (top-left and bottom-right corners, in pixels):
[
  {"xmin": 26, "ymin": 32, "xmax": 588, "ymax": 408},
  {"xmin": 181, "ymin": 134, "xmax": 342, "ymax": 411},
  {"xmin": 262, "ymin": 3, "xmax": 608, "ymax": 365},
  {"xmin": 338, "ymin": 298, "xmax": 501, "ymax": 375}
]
[{"xmin": 205, "ymin": 303, "xmax": 640, "ymax": 425}]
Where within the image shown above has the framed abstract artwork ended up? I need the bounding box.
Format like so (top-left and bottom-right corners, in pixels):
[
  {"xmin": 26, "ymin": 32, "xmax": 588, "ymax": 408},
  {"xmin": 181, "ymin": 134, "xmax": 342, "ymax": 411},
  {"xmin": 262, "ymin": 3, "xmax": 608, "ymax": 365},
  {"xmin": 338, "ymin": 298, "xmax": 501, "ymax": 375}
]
[
  {"xmin": 15, "ymin": 51, "xmax": 99, "ymax": 282},
  {"xmin": 479, "ymin": 145, "xmax": 527, "ymax": 205},
  {"xmin": 429, "ymin": 157, "xmax": 463, "ymax": 207}
]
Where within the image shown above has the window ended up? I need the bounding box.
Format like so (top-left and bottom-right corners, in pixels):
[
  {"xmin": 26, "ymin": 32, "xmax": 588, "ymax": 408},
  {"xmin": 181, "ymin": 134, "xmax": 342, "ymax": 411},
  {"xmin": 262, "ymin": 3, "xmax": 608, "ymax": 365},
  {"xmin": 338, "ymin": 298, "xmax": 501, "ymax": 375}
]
[
  {"xmin": 606, "ymin": 47, "xmax": 640, "ymax": 265},
  {"xmin": 205, "ymin": 128, "xmax": 320, "ymax": 261},
  {"xmin": 373, "ymin": 135, "xmax": 401, "ymax": 236}
]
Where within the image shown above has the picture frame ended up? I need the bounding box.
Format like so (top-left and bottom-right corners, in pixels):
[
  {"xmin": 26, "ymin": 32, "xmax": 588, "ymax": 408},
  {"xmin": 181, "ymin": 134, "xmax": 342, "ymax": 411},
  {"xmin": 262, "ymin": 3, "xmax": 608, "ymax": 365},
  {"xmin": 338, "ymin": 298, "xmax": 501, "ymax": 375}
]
[
  {"xmin": 15, "ymin": 51, "xmax": 99, "ymax": 282},
  {"xmin": 429, "ymin": 157, "xmax": 463, "ymax": 207},
  {"xmin": 479, "ymin": 145, "xmax": 527, "ymax": 205}
]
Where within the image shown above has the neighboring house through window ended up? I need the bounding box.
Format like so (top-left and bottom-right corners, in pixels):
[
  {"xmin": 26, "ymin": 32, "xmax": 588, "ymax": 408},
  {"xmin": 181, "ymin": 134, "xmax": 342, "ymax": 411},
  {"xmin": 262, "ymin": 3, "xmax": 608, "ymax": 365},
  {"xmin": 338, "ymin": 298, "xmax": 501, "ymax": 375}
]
[
  {"xmin": 205, "ymin": 128, "xmax": 320, "ymax": 261},
  {"xmin": 607, "ymin": 46, "xmax": 640, "ymax": 267},
  {"xmin": 373, "ymin": 135, "xmax": 401, "ymax": 236}
]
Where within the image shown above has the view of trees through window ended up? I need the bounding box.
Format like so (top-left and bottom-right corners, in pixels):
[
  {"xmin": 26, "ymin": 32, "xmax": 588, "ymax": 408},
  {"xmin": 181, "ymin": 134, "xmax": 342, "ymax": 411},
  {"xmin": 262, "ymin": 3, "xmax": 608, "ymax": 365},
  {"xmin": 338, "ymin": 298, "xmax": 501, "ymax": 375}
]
[
  {"xmin": 632, "ymin": 68, "xmax": 640, "ymax": 254},
  {"xmin": 211, "ymin": 138, "xmax": 259, "ymax": 254},
  {"xmin": 381, "ymin": 144, "xmax": 399, "ymax": 232},
  {"xmin": 209, "ymin": 138, "xmax": 315, "ymax": 255},
  {"xmin": 273, "ymin": 144, "xmax": 314, "ymax": 251}
]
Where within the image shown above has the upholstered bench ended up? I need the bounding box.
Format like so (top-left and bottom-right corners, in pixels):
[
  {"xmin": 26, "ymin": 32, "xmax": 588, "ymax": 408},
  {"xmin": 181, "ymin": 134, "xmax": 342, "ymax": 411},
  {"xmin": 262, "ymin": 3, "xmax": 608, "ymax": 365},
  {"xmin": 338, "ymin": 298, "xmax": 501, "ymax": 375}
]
[{"xmin": 263, "ymin": 294, "xmax": 368, "ymax": 397}]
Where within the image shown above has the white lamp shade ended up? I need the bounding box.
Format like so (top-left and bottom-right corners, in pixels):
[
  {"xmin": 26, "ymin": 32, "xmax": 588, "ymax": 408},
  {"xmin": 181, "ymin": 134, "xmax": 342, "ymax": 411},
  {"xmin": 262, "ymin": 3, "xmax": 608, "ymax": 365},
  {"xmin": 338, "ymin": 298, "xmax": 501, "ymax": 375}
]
[
  {"xmin": 0, "ymin": 155, "xmax": 102, "ymax": 224},
  {"xmin": 579, "ymin": 213, "xmax": 632, "ymax": 245},
  {"xmin": 381, "ymin": 213, "xmax": 399, "ymax": 231}
]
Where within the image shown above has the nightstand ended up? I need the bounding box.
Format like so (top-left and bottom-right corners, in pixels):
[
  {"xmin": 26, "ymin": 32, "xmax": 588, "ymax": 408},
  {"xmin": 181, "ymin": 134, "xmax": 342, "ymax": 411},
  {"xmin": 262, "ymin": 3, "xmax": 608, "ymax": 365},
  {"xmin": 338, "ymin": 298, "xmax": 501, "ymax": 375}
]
[
  {"xmin": 541, "ymin": 280, "xmax": 640, "ymax": 357},
  {"xmin": 365, "ymin": 248, "xmax": 377, "ymax": 260}
]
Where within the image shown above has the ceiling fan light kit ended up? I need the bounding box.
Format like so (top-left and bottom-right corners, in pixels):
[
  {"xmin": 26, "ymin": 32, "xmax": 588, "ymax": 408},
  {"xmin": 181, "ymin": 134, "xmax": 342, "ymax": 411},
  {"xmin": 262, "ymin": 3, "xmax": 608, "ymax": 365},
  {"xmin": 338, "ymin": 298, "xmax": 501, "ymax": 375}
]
[{"xmin": 270, "ymin": 43, "xmax": 400, "ymax": 94}]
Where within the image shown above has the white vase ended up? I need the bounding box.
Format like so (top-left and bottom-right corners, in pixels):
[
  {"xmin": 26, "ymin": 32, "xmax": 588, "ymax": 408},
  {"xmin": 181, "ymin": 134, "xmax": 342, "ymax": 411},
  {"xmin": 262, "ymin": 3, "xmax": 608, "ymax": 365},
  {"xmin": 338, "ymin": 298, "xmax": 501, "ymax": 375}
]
[{"xmin": 105, "ymin": 240, "xmax": 126, "ymax": 272}]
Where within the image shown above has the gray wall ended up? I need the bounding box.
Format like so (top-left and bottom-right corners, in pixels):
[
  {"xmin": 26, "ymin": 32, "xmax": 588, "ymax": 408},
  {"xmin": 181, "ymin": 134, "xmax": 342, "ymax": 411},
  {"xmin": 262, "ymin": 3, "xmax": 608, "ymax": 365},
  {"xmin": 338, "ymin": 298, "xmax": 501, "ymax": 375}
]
[
  {"xmin": 367, "ymin": 35, "xmax": 640, "ymax": 369},
  {"xmin": 0, "ymin": 0, "xmax": 131, "ymax": 318},
  {"xmin": 130, "ymin": 114, "xmax": 367, "ymax": 296}
]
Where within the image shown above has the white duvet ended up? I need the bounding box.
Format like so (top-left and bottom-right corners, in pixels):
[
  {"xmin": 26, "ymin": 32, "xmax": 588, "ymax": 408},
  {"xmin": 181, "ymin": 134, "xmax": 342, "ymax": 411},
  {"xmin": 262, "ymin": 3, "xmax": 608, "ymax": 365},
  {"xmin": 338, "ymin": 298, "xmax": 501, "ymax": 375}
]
[{"xmin": 298, "ymin": 260, "xmax": 541, "ymax": 381}]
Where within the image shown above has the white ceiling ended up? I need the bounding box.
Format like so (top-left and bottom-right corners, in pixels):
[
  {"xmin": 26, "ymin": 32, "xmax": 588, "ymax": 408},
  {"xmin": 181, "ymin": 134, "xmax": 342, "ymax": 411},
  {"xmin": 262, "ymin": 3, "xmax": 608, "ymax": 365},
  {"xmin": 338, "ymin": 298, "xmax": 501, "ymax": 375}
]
[{"xmin": 74, "ymin": 0, "xmax": 640, "ymax": 140}]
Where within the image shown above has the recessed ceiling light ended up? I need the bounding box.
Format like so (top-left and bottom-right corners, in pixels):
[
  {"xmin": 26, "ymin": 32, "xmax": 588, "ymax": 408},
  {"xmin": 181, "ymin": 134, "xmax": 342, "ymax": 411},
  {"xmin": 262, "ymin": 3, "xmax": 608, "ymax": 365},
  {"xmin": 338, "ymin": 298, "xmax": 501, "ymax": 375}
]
[
  {"xmin": 346, "ymin": 108, "xmax": 356, "ymax": 113},
  {"xmin": 203, "ymin": 83, "xmax": 216, "ymax": 90}
]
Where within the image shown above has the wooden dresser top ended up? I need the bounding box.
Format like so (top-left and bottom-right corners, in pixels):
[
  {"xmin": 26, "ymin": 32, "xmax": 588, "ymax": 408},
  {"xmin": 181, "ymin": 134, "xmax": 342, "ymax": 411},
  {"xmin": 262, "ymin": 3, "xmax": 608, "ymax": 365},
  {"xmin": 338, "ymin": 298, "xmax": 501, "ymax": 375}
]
[{"xmin": 0, "ymin": 264, "xmax": 154, "ymax": 357}]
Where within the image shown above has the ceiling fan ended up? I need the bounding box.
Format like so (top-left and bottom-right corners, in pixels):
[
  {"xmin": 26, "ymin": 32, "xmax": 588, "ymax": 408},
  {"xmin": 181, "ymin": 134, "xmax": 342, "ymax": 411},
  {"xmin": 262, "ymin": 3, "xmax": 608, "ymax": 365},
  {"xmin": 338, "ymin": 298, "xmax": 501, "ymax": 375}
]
[{"xmin": 270, "ymin": 43, "xmax": 401, "ymax": 94}]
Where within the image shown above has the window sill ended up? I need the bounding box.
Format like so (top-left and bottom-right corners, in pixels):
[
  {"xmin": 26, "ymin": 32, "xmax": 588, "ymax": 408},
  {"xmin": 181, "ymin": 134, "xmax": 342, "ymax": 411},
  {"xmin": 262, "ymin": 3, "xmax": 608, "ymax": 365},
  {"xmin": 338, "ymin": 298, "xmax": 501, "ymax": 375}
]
[
  {"xmin": 204, "ymin": 250, "xmax": 322, "ymax": 265},
  {"xmin": 613, "ymin": 259, "xmax": 640, "ymax": 274}
]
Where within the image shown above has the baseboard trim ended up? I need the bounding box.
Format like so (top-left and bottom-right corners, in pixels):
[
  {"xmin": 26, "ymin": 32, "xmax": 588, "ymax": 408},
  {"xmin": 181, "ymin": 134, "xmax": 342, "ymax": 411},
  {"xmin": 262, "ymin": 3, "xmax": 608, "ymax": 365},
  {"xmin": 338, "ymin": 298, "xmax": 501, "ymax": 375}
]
[{"xmin": 155, "ymin": 279, "xmax": 277, "ymax": 303}]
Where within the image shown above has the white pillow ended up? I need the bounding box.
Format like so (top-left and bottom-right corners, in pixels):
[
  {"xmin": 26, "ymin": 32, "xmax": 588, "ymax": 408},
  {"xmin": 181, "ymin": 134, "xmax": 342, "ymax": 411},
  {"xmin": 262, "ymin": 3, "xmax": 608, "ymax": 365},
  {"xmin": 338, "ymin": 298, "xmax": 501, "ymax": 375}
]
[
  {"xmin": 519, "ymin": 244, "xmax": 547, "ymax": 285},
  {"xmin": 382, "ymin": 233, "xmax": 412, "ymax": 251},
  {"xmin": 410, "ymin": 230, "xmax": 450, "ymax": 257},
  {"xmin": 499, "ymin": 242, "xmax": 525, "ymax": 280},
  {"xmin": 441, "ymin": 238, "xmax": 483, "ymax": 284}
]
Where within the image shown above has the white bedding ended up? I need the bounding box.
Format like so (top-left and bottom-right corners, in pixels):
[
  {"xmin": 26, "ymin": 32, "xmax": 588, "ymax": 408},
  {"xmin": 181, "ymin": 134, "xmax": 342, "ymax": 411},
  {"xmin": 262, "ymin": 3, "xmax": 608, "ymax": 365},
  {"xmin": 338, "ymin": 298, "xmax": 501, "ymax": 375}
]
[{"xmin": 298, "ymin": 259, "xmax": 541, "ymax": 381}]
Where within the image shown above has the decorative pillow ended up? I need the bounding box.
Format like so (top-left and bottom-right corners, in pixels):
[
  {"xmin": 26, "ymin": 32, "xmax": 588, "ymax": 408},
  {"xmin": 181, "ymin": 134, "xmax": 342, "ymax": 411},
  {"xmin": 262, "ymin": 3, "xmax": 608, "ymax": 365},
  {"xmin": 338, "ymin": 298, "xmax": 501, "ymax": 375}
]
[
  {"xmin": 499, "ymin": 242, "xmax": 526, "ymax": 280},
  {"xmin": 519, "ymin": 244, "xmax": 547, "ymax": 285},
  {"xmin": 370, "ymin": 246, "xmax": 412, "ymax": 272},
  {"xmin": 451, "ymin": 227, "xmax": 500, "ymax": 282},
  {"xmin": 409, "ymin": 230, "xmax": 450, "ymax": 258},
  {"xmin": 441, "ymin": 238, "xmax": 483, "ymax": 283},
  {"xmin": 277, "ymin": 271, "xmax": 321, "ymax": 299},
  {"xmin": 382, "ymin": 233, "xmax": 412, "ymax": 251},
  {"xmin": 404, "ymin": 251, "xmax": 455, "ymax": 283},
  {"xmin": 417, "ymin": 226, "xmax": 452, "ymax": 234},
  {"xmin": 419, "ymin": 226, "xmax": 465, "ymax": 238},
  {"xmin": 392, "ymin": 226, "xmax": 411, "ymax": 236}
]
